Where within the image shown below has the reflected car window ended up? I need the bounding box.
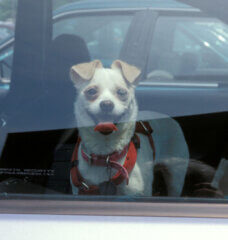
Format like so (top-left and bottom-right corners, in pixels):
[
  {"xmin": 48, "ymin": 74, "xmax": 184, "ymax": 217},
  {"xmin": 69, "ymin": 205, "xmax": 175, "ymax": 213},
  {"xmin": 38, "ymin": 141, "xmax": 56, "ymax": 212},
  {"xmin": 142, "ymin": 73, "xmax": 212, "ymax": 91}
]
[
  {"xmin": 0, "ymin": 0, "xmax": 16, "ymax": 91},
  {"xmin": 53, "ymin": 14, "xmax": 132, "ymax": 67},
  {"xmin": 0, "ymin": 26, "xmax": 13, "ymax": 44},
  {"xmin": 147, "ymin": 17, "xmax": 228, "ymax": 80},
  {"xmin": 0, "ymin": 0, "xmax": 227, "ymax": 207}
]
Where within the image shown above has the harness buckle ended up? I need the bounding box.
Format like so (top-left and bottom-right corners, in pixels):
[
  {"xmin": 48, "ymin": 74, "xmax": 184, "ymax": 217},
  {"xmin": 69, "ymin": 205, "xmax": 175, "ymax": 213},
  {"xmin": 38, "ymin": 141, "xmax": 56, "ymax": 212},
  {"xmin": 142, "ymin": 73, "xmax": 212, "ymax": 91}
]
[
  {"xmin": 88, "ymin": 156, "xmax": 93, "ymax": 165},
  {"xmin": 106, "ymin": 156, "xmax": 110, "ymax": 166},
  {"xmin": 140, "ymin": 121, "xmax": 150, "ymax": 135},
  {"xmin": 106, "ymin": 156, "xmax": 112, "ymax": 180},
  {"xmin": 80, "ymin": 181, "xmax": 89, "ymax": 190}
]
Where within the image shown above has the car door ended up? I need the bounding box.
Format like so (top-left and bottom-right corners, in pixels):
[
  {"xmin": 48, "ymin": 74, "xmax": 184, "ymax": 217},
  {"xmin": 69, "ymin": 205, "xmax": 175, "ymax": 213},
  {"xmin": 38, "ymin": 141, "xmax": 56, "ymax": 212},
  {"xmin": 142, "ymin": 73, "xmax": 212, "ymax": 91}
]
[
  {"xmin": 135, "ymin": 9, "xmax": 228, "ymax": 174},
  {"xmin": 1, "ymin": 3, "xmax": 228, "ymax": 239}
]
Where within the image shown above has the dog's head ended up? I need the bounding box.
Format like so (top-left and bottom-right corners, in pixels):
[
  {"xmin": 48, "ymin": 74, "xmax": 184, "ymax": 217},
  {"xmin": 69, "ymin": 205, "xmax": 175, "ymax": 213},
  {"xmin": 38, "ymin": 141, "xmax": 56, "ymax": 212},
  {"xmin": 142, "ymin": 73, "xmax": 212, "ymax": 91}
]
[{"xmin": 70, "ymin": 60, "xmax": 141, "ymax": 133}]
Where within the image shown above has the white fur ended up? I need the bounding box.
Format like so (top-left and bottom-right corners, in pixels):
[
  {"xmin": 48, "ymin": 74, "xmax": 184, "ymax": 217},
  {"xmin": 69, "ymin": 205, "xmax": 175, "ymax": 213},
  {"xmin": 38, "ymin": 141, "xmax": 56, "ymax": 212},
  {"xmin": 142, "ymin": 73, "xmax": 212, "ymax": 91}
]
[{"xmin": 71, "ymin": 67, "xmax": 189, "ymax": 196}]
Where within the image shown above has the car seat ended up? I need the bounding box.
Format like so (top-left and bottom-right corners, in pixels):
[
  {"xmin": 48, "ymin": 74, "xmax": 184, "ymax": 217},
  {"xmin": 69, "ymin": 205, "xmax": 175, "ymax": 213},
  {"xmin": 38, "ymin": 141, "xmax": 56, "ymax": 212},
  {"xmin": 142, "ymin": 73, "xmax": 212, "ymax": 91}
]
[{"xmin": 43, "ymin": 34, "xmax": 91, "ymax": 129}]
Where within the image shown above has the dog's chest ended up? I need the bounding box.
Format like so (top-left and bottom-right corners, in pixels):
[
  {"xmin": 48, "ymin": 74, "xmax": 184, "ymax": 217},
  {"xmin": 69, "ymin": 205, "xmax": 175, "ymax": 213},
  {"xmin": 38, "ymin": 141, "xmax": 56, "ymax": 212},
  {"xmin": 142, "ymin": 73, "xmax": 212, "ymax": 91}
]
[{"xmin": 74, "ymin": 134, "xmax": 154, "ymax": 196}]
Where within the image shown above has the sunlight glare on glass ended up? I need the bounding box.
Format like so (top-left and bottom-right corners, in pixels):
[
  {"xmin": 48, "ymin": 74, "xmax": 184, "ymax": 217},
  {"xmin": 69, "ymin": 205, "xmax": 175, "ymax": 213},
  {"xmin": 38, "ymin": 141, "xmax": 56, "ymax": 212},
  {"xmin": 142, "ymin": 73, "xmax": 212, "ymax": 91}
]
[
  {"xmin": 218, "ymin": 35, "xmax": 226, "ymax": 42},
  {"xmin": 204, "ymin": 41, "xmax": 210, "ymax": 47}
]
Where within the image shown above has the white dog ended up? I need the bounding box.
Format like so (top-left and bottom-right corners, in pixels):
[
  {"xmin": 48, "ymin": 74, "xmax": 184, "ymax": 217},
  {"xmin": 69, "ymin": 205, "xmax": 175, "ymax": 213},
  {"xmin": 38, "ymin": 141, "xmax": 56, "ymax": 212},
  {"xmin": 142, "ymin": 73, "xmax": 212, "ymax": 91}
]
[{"xmin": 69, "ymin": 59, "xmax": 189, "ymax": 196}]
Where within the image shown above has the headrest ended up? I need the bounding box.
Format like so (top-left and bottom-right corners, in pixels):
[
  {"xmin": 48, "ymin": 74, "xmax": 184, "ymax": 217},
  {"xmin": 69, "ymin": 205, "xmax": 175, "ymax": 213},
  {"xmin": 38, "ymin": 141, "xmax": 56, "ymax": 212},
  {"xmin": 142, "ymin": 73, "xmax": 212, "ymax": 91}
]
[{"xmin": 50, "ymin": 34, "xmax": 90, "ymax": 64}]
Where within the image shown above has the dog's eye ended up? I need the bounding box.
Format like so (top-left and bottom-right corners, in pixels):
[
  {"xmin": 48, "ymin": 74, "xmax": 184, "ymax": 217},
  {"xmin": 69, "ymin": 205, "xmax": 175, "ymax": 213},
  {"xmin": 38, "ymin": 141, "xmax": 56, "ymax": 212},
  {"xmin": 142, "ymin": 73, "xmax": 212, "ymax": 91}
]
[
  {"xmin": 117, "ymin": 88, "xmax": 128, "ymax": 100},
  {"xmin": 84, "ymin": 87, "xmax": 98, "ymax": 100},
  {"xmin": 87, "ymin": 88, "xmax": 97, "ymax": 95}
]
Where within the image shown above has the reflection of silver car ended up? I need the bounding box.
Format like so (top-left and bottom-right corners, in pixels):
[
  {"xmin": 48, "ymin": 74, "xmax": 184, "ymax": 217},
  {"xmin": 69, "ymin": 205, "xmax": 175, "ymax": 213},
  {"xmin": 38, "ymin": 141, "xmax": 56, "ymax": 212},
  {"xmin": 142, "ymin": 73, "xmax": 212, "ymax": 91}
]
[
  {"xmin": 0, "ymin": 21, "xmax": 14, "ymax": 90},
  {"xmin": 1, "ymin": 1, "xmax": 228, "ymax": 115},
  {"xmin": 1, "ymin": 2, "xmax": 228, "ymax": 88},
  {"xmin": 0, "ymin": 21, "xmax": 14, "ymax": 43}
]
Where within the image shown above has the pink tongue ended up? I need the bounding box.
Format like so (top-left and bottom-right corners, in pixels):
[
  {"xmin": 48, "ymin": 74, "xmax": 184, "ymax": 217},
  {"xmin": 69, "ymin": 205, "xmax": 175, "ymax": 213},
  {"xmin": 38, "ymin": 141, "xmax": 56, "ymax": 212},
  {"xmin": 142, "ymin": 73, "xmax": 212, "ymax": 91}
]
[{"xmin": 94, "ymin": 122, "xmax": 118, "ymax": 134}]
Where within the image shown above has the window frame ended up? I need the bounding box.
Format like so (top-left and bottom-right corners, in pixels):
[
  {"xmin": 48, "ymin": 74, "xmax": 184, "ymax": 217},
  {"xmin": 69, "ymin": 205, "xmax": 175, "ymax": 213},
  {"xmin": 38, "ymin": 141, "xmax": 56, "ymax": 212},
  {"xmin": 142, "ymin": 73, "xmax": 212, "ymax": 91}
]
[
  {"xmin": 0, "ymin": 196, "xmax": 228, "ymax": 218},
  {"xmin": 52, "ymin": 10, "xmax": 136, "ymax": 67},
  {"xmin": 0, "ymin": 1, "xmax": 228, "ymax": 219},
  {"xmin": 144, "ymin": 11, "xmax": 228, "ymax": 81}
]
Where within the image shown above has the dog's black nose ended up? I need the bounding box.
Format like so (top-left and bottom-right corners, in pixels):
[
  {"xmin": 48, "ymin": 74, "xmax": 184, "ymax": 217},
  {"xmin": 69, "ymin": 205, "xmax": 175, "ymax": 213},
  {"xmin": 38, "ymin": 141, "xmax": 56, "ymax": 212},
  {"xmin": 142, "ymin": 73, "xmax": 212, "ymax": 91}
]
[{"xmin": 100, "ymin": 100, "xmax": 114, "ymax": 112}]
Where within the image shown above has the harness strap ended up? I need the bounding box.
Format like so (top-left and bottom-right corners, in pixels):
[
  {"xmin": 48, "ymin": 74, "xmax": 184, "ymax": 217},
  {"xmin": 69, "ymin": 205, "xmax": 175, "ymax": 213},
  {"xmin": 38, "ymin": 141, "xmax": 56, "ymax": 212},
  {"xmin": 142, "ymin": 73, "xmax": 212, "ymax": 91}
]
[
  {"xmin": 70, "ymin": 138, "xmax": 137, "ymax": 194},
  {"xmin": 81, "ymin": 146, "xmax": 130, "ymax": 184},
  {"xmin": 135, "ymin": 121, "xmax": 156, "ymax": 160},
  {"xmin": 112, "ymin": 140, "xmax": 137, "ymax": 185},
  {"xmin": 70, "ymin": 121, "xmax": 155, "ymax": 195}
]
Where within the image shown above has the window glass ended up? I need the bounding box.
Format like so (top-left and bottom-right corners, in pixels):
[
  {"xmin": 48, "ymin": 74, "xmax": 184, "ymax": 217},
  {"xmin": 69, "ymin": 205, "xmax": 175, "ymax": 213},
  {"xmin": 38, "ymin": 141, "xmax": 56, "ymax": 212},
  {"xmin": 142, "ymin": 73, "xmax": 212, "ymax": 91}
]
[
  {"xmin": 53, "ymin": 0, "xmax": 78, "ymax": 10},
  {"xmin": 146, "ymin": 17, "xmax": 228, "ymax": 81},
  {"xmin": 0, "ymin": 0, "xmax": 17, "ymax": 90},
  {"xmin": 53, "ymin": 15, "xmax": 132, "ymax": 67},
  {"xmin": 0, "ymin": 0, "xmax": 227, "ymax": 212},
  {"xmin": 0, "ymin": 25, "xmax": 13, "ymax": 44}
]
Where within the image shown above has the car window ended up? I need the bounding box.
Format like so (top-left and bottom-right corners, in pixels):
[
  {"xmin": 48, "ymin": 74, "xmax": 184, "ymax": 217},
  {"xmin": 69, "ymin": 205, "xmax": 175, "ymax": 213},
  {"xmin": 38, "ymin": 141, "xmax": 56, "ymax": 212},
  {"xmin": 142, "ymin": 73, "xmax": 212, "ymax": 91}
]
[
  {"xmin": 0, "ymin": 0, "xmax": 16, "ymax": 91},
  {"xmin": 0, "ymin": 26, "xmax": 13, "ymax": 44},
  {"xmin": 0, "ymin": 0, "xmax": 228, "ymax": 218},
  {"xmin": 53, "ymin": 14, "xmax": 132, "ymax": 67},
  {"xmin": 146, "ymin": 16, "xmax": 228, "ymax": 81},
  {"xmin": 0, "ymin": 12, "xmax": 132, "ymax": 91}
]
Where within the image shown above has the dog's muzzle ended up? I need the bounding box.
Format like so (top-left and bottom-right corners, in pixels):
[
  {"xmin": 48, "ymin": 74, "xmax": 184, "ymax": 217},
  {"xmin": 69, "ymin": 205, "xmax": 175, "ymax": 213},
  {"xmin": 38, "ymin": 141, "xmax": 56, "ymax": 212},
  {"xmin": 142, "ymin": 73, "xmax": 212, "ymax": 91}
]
[{"xmin": 86, "ymin": 102, "xmax": 127, "ymax": 134}]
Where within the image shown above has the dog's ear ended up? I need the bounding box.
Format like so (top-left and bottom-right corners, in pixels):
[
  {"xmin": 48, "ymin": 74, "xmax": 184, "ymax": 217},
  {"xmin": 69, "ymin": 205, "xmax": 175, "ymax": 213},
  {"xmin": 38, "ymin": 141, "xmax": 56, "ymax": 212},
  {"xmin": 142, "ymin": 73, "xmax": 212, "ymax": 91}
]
[
  {"xmin": 70, "ymin": 60, "xmax": 103, "ymax": 87},
  {"xmin": 111, "ymin": 60, "xmax": 141, "ymax": 84}
]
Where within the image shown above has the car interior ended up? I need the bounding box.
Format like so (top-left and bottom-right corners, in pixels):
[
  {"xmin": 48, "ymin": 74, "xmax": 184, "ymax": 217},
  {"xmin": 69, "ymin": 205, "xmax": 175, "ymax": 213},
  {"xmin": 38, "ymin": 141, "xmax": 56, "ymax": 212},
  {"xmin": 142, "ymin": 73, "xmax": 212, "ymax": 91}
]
[{"xmin": 0, "ymin": 0, "xmax": 227, "ymax": 199}]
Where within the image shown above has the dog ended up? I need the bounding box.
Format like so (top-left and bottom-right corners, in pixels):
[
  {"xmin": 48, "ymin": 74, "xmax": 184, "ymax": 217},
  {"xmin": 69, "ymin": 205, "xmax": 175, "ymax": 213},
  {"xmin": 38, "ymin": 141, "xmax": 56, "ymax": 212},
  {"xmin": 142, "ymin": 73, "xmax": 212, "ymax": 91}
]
[{"xmin": 69, "ymin": 59, "xmax": 189, "ymax": 196}]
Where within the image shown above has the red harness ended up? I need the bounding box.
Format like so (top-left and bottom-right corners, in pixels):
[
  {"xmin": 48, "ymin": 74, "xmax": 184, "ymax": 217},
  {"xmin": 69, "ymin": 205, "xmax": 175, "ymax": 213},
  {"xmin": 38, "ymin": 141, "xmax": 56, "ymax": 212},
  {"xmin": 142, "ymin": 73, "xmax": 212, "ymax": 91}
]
[{"xmin": 70, "ymin": 121, "xmax": 155, "ymax": 195}]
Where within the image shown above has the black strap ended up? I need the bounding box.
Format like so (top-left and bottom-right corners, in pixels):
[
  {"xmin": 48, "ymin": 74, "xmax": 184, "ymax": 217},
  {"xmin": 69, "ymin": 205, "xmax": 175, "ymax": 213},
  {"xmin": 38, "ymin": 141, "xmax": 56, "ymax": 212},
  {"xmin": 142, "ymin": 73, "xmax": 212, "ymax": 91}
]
[
  {"xmin": 70, "ymin": 160, "xmax": 79, "ymax": 169},
  {"xmin": 132, "ymin": 134, "xmax": 140, "ymax": 149}
]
